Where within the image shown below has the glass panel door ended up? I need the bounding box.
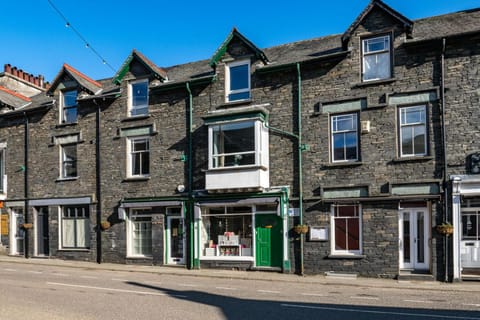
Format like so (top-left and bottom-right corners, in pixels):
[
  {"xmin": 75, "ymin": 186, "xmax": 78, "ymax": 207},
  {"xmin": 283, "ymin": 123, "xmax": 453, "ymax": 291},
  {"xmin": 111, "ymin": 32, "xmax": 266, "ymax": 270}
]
[
  {"xmin": 166, "ymin": 216, "xmax": 185, "ymax": 265},
  {"xmin": 399, "ymin": 209, "xmax": 429, "ymax": 270}
]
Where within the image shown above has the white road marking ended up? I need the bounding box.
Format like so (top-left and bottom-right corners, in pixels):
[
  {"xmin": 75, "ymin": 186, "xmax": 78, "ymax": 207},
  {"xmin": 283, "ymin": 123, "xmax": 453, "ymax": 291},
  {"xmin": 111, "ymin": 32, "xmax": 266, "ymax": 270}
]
[
  {"xmin": 178, "ymin": 283, "xmax": 200, "ymax": 287},
  {"xmin": 46, "ymin": 282, "xmax": 187, "ymax": 298},
  {"xmin": 215, "ymin": 286, "xmax": 238, "ymax": 291},
  {"xmin": 111, "ymin": 278, "xmax": 129, "ymax": 282},
  {"xmin": 403, "ymin": 299, "xmax": 433, "ymax": 304},
  {"xmin": 51, "ymin": 273, "xmax": 68, "ymax": 277},
  {"xmin": 281, "ymin": 304, "xmax": 480, "ymax": 319},
  {"xmin": 463, "ymin": 303, "xmax": 480, "ymax": 307},
  {"xmin": 28, "ymin": 271, "xmax": 43, "ymax": 274},
  {"xmin": 258, "ymin": 290, "xmax": 280, "ymax": 294},
  {"xmin": 350, "ymin": 296, "xmax": 380, "ymax": 300},
  {"xmin": 301, "ymin": 293, "xmax": 326, "ymax": 297},
  {"xmin": 4, "ymin": 268, "xmax": 17, "ymax": 272},
  {"xmin": 80, "ymin": 275, "xmax": 98, "ymax": 279}
]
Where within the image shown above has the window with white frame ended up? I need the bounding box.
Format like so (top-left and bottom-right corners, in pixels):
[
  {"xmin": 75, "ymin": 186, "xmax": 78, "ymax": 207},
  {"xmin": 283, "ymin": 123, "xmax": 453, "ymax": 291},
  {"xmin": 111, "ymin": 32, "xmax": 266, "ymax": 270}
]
[
  {"xmin": 61, "ymin": 205, "xmax": 90, "ymax": 249},
  {"xmin": 331, "ymin": 204, "xmax": 362, "ymax": 255},
  {"xmin": 210, "ymin": 120, "xmax": 266, "ymax": 169},
  {"xmin": 399, "ymin": 105, "xmax": 427, "ymax": 157},
  {"xmin": 331, "ymin": 113, "xmax": 358, "ymax": 162},
  {"xmin": 61, "ymin": 144, "xmax": 78, "ymax": 179},
  {"xmin": 60, "ymin": 90, "xmax": 78, "ymax": 123},
  {"xmin": 127, "ymin": 137, "xmax": 150, "ymax": 177},
  {"xmin": 362, "ymin": 35, "xmax": 391, "ymax": 81},
  {"xmin": 128, "ymin": 79, "xmax": 149, "ymax": 117},
  {"xmin": 127, "ymin": 209, "xmax": 152, "ymax": 257},
  {"xmin": 226, "ymin": 61, "xmax": 250, "ymax": 102}
]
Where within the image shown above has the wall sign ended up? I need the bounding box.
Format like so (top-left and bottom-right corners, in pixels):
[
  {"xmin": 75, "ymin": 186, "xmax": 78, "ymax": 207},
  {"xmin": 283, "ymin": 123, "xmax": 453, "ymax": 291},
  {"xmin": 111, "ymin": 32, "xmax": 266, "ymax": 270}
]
[{"xmin": 309, "ymin": 226, "xmax": 328, "ymax": 241}]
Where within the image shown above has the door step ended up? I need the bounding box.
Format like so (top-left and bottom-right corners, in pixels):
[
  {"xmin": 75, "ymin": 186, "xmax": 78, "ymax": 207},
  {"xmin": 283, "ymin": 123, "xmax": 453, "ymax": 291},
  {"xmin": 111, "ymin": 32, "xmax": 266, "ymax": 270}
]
[
  {"xmin": 250, "ymin": 266, "xmax": 282, "ymax": 272},
  {"xmin": 398, "ymin": 270, "xmax": 434, "ymax": 281}
]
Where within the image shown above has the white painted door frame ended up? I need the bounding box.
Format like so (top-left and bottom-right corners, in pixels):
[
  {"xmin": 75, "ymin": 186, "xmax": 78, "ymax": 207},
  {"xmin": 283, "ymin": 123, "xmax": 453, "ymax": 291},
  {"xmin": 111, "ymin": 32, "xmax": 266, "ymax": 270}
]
[{"xmin": 399, "ymin": 208, "xmax": 430, "ymax": 270}]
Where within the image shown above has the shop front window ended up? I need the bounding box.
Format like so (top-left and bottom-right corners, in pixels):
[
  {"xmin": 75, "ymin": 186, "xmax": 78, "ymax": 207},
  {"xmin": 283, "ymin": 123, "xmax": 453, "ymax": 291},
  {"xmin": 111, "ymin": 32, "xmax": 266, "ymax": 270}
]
[{"xmin": 200, "ymin": 206, "xmax": 253, "ymax": 258}]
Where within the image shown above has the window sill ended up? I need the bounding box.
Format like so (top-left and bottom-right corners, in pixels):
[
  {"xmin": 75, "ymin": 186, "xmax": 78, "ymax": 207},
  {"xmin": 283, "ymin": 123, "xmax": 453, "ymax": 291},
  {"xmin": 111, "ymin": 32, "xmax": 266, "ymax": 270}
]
[
  {"xmin": 56, "ymin": 177, "xmax": 79, "ymax": 182},
  {"xmin": 328, "ymin": 254, "xmax": 366, "ymax": 259},
  {"xmin": 322, "ymin": 162, "xmax": 363, "ymax": 168},
  {"xmin": 57, "ymin": 249, "xmax": 90, "ymax": 252},
  {"xmin": 122, "ymin": 176, "xmax": 151, "ymax": 182},
  {"xmin": 217, "ymin": 99, "xmax": 252, "ymax": 109},
  {"xmin": 392, "ymin": 156, "xmax": 433, "ymax": 163},
  {"xmin": 121, "ymin": 115, "xmax": 150, "ymax": 122},
  {"xmin": 353, "ymin": 77, "xmax": 396, "ymax": 88},
  {"xmin": 56, "ymin": 122, "xmax": 78, "ymax": 128},
  {"xmin": 207, "ymin": 165, "xmax": 268, "ymax": 172}
]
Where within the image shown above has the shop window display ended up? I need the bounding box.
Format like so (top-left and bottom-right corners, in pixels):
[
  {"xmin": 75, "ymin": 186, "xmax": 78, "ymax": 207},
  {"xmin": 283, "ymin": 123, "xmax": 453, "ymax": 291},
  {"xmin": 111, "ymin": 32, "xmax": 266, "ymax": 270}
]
[{"xmin": 201, "ymin": 206, "xmax": 253, "ymax": 257}]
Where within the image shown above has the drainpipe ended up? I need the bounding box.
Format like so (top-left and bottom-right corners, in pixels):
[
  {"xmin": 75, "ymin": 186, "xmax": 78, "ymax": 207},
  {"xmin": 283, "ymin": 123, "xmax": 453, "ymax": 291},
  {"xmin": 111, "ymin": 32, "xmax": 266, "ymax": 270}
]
[
  {"xmin": 296, "ymin": 63, "xmax": 304, "ymax": 276},
  {"xmin": 23, "ymin": 112, "xmax": 29, "ymax": 259},
  {"xmin": 264, "ymin": 63, "xmax": 304, "ymax": 275},
  {"xmin": 441, "ymin": 38, "xmax": 449, "ymax": 282},
  {"xmin": 186, "ymin": 82, "xmax": 195, "ymax": 269},
  {"xmin": 94, "ymin": 100, "xmax": 102, "ymax": 264}
]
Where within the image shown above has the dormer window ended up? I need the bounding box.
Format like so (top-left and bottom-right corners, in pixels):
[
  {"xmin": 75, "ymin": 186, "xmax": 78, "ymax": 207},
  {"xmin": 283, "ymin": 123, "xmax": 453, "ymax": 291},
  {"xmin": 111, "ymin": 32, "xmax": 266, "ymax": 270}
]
[
  {"xmin": 362, "ymin": 35, "xmax": 391, "ymax": 82},
  {"xmin": 226, "ymin": 61, "xmax": 250, "ymax": 102},
  {"xmin": 128, "ymin": 79, "xmax": 149, "ymax": 117},
  {"xmin": 60, "ymin": 90, "xmax": 77, "ymax": 123}
]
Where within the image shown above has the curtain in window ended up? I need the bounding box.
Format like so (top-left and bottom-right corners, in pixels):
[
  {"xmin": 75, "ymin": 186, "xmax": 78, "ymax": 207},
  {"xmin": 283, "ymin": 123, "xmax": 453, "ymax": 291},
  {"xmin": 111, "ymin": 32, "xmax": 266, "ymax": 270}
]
[
  {"xmin": 364, "ymin": 52, "xmax": 390, "ymax": 81},
  {"xmin": 62, "ymin": 219, "xmax": 75, "ymax": 247}
]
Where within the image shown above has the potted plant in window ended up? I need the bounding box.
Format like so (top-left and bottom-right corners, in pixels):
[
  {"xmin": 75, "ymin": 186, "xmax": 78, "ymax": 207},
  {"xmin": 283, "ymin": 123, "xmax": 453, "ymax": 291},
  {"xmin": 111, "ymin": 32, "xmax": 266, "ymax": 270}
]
[
  {"xmin": 20, "ymin": 223, "xmax": 33, "ymax": 230},
  {"xmin": 293, "ymin": 224, "xmax": 309, "ymax": 234},
  {"xmin": 436, "ymin": 222, "xmax": 453, "ymax": 235}
]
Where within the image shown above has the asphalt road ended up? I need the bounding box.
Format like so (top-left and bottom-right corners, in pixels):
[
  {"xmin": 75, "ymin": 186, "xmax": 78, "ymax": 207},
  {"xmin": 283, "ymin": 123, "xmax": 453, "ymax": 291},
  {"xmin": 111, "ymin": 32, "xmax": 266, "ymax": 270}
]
[{"xmin": 0, "ymin": 261, "xmax": 479, "ymax": 320}]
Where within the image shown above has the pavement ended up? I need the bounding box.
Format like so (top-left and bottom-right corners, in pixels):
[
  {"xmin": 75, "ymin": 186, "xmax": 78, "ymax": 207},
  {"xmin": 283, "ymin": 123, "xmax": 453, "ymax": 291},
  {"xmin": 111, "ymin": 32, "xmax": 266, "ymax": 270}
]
[{"xmin": 0, "ymin": 254, "xmax": 479, "ymax": 293}]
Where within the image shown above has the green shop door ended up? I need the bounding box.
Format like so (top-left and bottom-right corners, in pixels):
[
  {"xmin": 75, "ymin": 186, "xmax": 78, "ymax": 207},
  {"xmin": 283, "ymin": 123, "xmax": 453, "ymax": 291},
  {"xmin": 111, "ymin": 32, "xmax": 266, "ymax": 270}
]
[{"xmin": 255, "ymin": 214, "xmax": 282, "ymax": 268}]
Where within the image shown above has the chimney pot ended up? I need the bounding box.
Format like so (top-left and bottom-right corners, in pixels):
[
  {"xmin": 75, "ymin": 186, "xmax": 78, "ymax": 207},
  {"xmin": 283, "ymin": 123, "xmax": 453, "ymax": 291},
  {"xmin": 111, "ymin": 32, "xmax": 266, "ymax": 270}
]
[
  {"xmin": 4, "ymin": 64, "xmax": 11, "ymax": 74},
  {"xmin": 12, "ymin": 67, "xmax": 17, "ymax": 77}
]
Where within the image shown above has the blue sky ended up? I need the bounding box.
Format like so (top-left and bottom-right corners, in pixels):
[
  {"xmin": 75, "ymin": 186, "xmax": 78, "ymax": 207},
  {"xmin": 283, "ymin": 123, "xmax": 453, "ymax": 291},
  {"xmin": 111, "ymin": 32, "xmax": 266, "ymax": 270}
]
[{"xmin": 1, "ymin": 0, "xmax": 479, "ymax": 82}]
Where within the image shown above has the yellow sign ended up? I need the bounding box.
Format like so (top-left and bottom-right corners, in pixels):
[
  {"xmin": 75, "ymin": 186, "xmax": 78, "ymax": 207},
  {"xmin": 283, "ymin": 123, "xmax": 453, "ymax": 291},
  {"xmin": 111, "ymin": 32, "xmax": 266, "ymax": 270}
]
[{"xmin": 1, "ymin": 214, "xmax": 8, "ymax": 236}]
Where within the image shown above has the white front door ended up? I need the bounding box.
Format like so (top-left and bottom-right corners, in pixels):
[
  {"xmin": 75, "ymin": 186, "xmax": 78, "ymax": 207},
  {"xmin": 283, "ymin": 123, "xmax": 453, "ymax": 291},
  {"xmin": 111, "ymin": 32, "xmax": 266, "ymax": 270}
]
[
  {"xmin": 460, "ymin": 208, "xmax": 480, "ymax": 268},
  {"xmin": 166, "ymin": 216, "xmax": 185, "ymax": 265},
  {"xmin": 399, "ymin": 209, "xmax": 430, "ymax": 270},
  {"xmin": 9, "ymin": 209, "xmax": 24, "ymax": 255}
]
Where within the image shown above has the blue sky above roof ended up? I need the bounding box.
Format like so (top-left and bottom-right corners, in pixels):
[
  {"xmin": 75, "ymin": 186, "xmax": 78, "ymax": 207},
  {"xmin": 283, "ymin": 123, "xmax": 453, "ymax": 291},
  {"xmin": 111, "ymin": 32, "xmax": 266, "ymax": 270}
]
[{"xmin": 0, "ymin": 0, "xmax": 478, "ymax": 82}]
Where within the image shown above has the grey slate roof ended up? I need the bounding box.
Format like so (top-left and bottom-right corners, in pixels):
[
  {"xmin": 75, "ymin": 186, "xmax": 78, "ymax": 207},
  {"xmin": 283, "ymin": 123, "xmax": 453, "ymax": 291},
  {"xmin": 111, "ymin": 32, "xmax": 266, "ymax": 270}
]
[
  {"xmin": 411, "ymin": 8, "xmax": 480, "ymax": 42},
  {"xmin": 0, "ymin": 86, "xmax": 31, "ymax": 109},
  {"xmin": 48, "ymin": 63, "xmax": 102, "ymax": 96}
]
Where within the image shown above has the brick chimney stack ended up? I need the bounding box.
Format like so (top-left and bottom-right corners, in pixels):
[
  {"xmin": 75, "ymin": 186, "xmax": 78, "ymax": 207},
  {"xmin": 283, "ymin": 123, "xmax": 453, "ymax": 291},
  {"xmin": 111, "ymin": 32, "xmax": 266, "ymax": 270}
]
[{"xmin": 3, "ymin": 64, "xmax": 48, "ymax": 90}]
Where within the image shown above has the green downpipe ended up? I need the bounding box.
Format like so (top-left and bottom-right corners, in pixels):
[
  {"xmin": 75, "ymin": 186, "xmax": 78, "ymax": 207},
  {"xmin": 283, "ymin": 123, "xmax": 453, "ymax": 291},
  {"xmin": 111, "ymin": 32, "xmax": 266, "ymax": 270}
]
[
  {"xmin": 296, "ymin": 63, "xmax": 304, "ymax": 276},
  {"xmin": 186, "ymin": 82, "xmax": 198, "ymax": 269}
]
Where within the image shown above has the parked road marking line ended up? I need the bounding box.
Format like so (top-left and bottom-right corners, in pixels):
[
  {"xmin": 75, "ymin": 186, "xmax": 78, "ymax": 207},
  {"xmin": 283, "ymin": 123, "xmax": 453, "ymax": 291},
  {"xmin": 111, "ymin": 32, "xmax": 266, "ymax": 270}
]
[
  {"xmin": 301, "ymin": 293, "xmax": 326, "ymax": 297},
  {"xmin": 47, "ymin": 282, "xmax": 187, "ymax": 298},
  {"xmin": 462, "ymin": 303, "xmax": 480, "ymax": 307},
  {"xmin": 28, "ymin": 271, "xmax": 43, "ymax": 274},
  {"xmin": 258, "ymin": 290, "xmax": 280, "ymax": 294},
  {"xmin": 215, "ymin": 287, "xmax": 238, "ymax": 291},
  {"xmin": 178, "ymin": 284, "xmax": 200, "ymax": 287},
  {"xmin": 4, "ymin": 268, "xmax": 17, "ymax": 272},
  {"xmin": 111, "ymin": 278, "xmax": 129, "ymax": 282},
  {"xmin": 403, "ymin": 299, "xmax": 433, "ymax": 304},
  {"xmin": 281, "ymin": 304, "xmax": 480, "ymax": 319},
  {"xmin": 350, "ymin": 296, "xmax": 379, "ymax": 300},
  {"xmin": 80, "ymin": 276, "xmax": 98, "ymax": 279}
]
